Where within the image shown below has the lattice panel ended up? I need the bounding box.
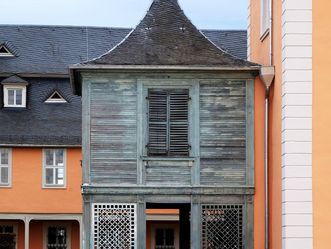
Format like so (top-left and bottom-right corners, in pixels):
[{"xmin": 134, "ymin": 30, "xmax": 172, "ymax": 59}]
[
  {"xmin": 201, "ymin": 204, "xmax": 243, "ymax": 249},
  {"xmin": 93, "ymin": 203, "xmax": 136, "ymax": 249}
]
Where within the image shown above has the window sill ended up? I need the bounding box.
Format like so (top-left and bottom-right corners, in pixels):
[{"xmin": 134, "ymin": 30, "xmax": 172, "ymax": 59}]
[
  {"xmin": 42, "ymin": 185, "xmax": 66, "ymax": 189},
  {"xmin": 0, "ymin": 185, "xmax": 12, "ymax": 188},
  {"xmin": 141, "ymin": 156, "xmax": 195, "ymax": 161}
]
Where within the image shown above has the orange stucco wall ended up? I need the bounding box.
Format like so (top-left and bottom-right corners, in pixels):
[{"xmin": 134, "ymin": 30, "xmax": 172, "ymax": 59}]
[
  {"xmin": 0, "ymin": 148, "xmax": 82, "ymax": 213},
  {"xmin": 29, "ymin": 220, "xmax": 80, "ymax": 249},
  {"xmin": 250, "ymin": 0, "xmax": 283, "ymax": 249},
  {"xmin": 313, "ymin": 0, "xmax": 331, "ymax": 248}
]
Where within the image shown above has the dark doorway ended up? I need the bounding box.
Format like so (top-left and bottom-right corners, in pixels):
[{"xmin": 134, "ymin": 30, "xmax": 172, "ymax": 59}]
[{"xmin": 146, "ymin": 203, "xmax": 191, "ymax": 249}]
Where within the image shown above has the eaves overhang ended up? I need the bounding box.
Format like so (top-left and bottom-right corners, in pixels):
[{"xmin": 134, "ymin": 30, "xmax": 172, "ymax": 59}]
[{"xmin": 70, "ymin": 64, "xmax": 261, "ymax": 96}]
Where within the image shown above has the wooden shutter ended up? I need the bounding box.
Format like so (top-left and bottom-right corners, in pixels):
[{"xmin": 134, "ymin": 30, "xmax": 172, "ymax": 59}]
[
  {"xmin": 148, "ymin": 89, "xmax": 168, "ymax": 156},
  {"xmin": 169, "ymin": 89, "xmax": 189, "ymax": 156},
  {"xmin": 147, "ymin": 89, "xmax": 189, "ymax": 156}
]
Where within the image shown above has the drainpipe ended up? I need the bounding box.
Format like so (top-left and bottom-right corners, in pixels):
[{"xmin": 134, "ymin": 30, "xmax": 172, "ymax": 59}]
[{"xmin": 260, "ymin": 66, "xmax": 275, "ymax": 249}]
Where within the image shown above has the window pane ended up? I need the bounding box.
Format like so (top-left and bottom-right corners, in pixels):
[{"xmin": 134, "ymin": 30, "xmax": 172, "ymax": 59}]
[
  {"xmin": 56, "ymin": 168, "xmax": 64, "ymax": 185},
  {"xmin": 1, "ymin": 167, "xmax": 8, "ymax": 184},
  {"xmin": 57, "ymin": 227, "xmax": 67, "ymax": 244},
  {"xmin": 47, "ymin": 227, "xmax": 67, "ymax": 249},
  {"xmin": 16, "ymin": 89, "xmax": 22, "ymax": 105},
  {"xmin": 4, "ymin": 226, "xmax": 13, "ymax": 233},
  {"xmin": 45, "ymin": 150, "xmax": 53, "ymax": 166},
  {"xmin": 55, "ymin": 150, "xmax": 64, "ymax": 166},
  {"xmin": 8, "ymin": 90, "xmax": 15, "ymax": 105},
  {"xmin": 1, "ymin": 150, "xmax": 8, "ymax": 165},
  {"xmin": 165, "ymin": 229, "xmax": 174, "ymax": 245},
  {"xmin": 47, "ymin": 227, "xmax": 57, "ymax": 244},
  {"xmin": 155, "ymin": 229, "xmax": 164, "ymax": 245},
  {"xmin": 46, "ymin": 168, "xmax": 54, "ymax": 184}
]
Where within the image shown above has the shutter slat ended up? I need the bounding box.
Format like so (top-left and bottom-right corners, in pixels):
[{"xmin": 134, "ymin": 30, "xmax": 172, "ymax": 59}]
[
  {"xmin": 148, "ymin": 89, "xmax": 189, "ymax": 156},
  {"xmin": 169, "ymin": 89, "xmax": 189, "ymax": 156},
  {"xmin": 148, "ymin": 90, "xmax": 168, "ymax": 155}
]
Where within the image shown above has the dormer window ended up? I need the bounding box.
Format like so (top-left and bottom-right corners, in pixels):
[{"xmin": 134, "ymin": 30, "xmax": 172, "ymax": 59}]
[
  {"xmin": 0, "ymin": 45, "xmax": 14, "ymax": 57},
  {"xmin": 45, "ymin": 91, "xmax": 67, "ymax": 103},
  {"xmin": 1, "ymin": 75, "xmax": 29, "ymax": 108}
]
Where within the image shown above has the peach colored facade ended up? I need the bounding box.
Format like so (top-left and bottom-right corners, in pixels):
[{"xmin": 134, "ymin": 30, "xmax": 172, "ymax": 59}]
[
  {"xmin": 249, "ymin": 0, "xmax": 331, "ymax": 249},
  {"xmin": 249, "ymin": 0, "xmax": 283, "ymax": 248},
  {"xmin": 313, "ymin": 0, "xmax": 331, "ymax": 248},
  {"xmin": 0, "ymin": 148, "xmax": 82, "ymax": 249}
]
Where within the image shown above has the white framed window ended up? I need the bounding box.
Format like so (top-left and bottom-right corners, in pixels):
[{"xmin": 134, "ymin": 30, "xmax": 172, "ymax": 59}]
[
  {"xmin": 45, "ymin": 91, "xmax": 67, "ymax": 103},
  {"xmin": 0, "ymin": 222, "xmax": 18, "ymax": 249},
  {"xmin": 260, "ymin": 0, "xmax": 270, "ymax": 39},
  {"xmin": 0, "ymin": 45, "xmax": 14, "ymax": 57},
  {"xmin": 43, "ymin": 149, "xmax": 66, "ymax": 188},
  {"xmin": 3, "ymin": 85, "xmax": 27, "ymax": 108},
  {"xmin": 43, "ymin": 222, "xmax": 71, "ymax": 249},
  {"xmin": 0, "ymin": 148, "xmax": 11, "ymax": 187}
]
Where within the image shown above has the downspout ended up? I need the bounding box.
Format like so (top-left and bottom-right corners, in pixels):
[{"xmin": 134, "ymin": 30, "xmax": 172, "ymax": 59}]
[{"xmin": 260, "ymin": 66, "xmax": 274, "ymax": 249}]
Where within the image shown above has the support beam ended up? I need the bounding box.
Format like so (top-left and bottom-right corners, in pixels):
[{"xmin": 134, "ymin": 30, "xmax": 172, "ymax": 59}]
[
  {"xmin": 191, "ymin": 200, "xmax": 201, "ymax": 249},
  {"xmin": 137, "ymin": 200, "xmax": 146, "ymax": 249},
  {"xmin": 24, "ymin": 217, "xmax": 30, "ymax": 249}
]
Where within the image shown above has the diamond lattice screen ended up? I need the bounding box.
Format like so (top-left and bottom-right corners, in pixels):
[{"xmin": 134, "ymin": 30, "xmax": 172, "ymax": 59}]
[
  {"xmin": 201, "ymin": 204, "xmax": 243, "ymax": 249},
  {"xmin": 93, "ymin": 203, "xmax": 136, "ymax": 249}
]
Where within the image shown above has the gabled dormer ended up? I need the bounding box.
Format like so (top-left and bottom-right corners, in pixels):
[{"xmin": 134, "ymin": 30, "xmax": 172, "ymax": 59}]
[
  {"xmin": 0, "ymin": 44, "xmax": 14, "ymax": 57},
  {"xmin": 1, "ymin": 75, "xmax": 29, "ymax": 108}
]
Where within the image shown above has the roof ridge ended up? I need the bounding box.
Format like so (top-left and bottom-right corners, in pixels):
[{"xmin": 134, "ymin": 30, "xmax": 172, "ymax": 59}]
[{"xmin": 82, "ymin": 0, "xmax": 257, "ymax": 67}]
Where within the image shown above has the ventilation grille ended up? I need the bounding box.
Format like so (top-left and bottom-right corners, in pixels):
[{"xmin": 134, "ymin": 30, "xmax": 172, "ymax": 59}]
[
  {"xmin": 201, "ymin": 204, "xmax": 243, "ymax": 249},
  {"xmin": 93, "ymin": 203, "xmax": 137, "ymax": 249}
]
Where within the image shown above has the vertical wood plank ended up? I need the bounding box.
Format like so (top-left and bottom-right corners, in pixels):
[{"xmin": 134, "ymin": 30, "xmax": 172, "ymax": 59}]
[
  {"xmin": 192, "ymin": 80, "xmax": 200, "ymax": 185},
  {"xmin": 245, "ymin": 195, "xmax": 254, "ymax": 249},
  {"xmin": 83, "ymin": 198, "xmax": 91, "ymax": 249},
  {"xmin": 82, "ymin": 77, "xmax": 91, "ymax": 184},
  {"xmin": 136, "ymin": 197, "xmax": 146, "ymax": 249},
  {"xmin": 246, "ymin": 79, "xmax": 255, "ymax": 186},
  {"xmin": 191, "ymin": 197, "xmax": 201, "ymax": 249},
  {"xmin": 137, "ymin": 81, "xmax": 143, "ymax": 185}
]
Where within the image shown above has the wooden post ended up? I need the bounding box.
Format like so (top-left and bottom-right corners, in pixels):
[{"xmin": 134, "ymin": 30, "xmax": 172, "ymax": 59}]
[
  {"xmin": 137, "ymin": 198, "xmax": 146, "ymax": 249},
  {"xmin": 24, "ymin": 217, "xmax": 30, "ymax": 249},
  {"xmin": 191, "ymin": 198, "xmax": 201, "ymax": 249}
]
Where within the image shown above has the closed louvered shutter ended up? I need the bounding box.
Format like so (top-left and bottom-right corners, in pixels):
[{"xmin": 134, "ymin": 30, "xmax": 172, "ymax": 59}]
[{"xmin": 147, "ymin": 89, "xmax": 189, "ymax": 156}]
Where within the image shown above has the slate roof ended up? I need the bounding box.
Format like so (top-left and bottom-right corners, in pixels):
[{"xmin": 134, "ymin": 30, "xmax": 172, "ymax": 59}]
[
  {"xmin": 1, "ymin": 75, "xmax": 29, "ymax": 85},
  {"xmin": 82, "ymin": 0, "xmax": 257, "ymax": 67},
  {"xmin": 0, "ymin": 77, "xmax": 81, "ymax": 146},
  {"xmin": 0, "ymin": 3, "xmax": 253, "ymax": 146},
  {"xmin": 0, "ymin": 25, "xmax": 248, "ymax": 76}
]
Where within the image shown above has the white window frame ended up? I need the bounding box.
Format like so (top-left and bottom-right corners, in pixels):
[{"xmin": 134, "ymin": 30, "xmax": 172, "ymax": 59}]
[
  {"xmin": 260, "ymin": 0, "xmax": 270, "ymax": 39},
  {"xmin": 0, "ymin": 148, "xmax": 12, "ymax": 187},
  {"xmin": 42, "ymin": 148, "xmax": 67, "ymax": 188},
  {"xmin": 3, "ymin": 84, "xmax": 27, "ymax": 108},
  {"xmin": 43, "ymin": 222, "xmax": 71, "ymax": 249},
  {"xmin": 45, "ymin": 91, "xmax": 67, "ymax": 103},
  {"xmin": 0, "ymin": 45, "xmax": 14, "ymax": 57},
  {"xmin": 0, "ymin": 222, "xmax": 18, "ymax": 249}
]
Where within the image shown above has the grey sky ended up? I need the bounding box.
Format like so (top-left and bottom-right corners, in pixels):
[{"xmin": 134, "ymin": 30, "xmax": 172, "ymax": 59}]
[{"xmin": 1, "ymin": 0, "xmax": 248, "ymax": 30}]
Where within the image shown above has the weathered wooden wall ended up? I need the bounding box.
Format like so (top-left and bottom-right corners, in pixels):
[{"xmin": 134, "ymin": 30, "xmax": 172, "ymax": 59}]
[
  {"xmin": 90, "ymin": 80, "xmax": 137, "ymax": 184},
  {"xmin": 84, "ymin": 74, "xmax": 252, "ymax": 187},
  {"xmin": 199, "ymin": 80, "xmax": 246, "ymax": 185}
]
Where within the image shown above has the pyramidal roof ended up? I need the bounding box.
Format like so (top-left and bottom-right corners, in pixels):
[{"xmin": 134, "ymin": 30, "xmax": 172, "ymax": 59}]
[{"xmin": 83, "ymin": 0, "xmax": 257, "ymax": 68}]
